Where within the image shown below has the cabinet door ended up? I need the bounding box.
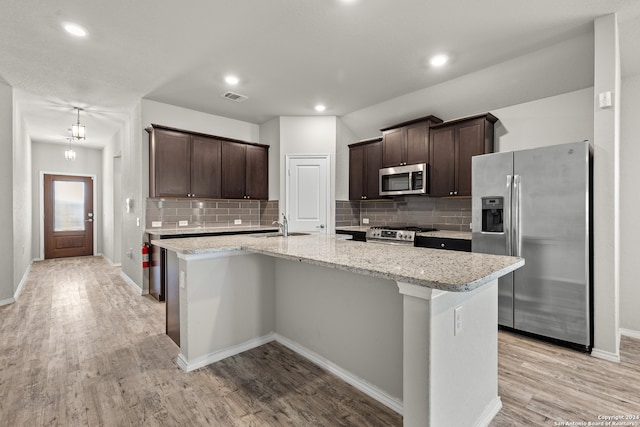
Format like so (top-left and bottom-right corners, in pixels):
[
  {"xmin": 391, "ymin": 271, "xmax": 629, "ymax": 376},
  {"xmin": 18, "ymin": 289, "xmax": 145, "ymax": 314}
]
[
  {"xmin": 382, "ymin": 128, "xmax": 405, "ymax": 167},
  {"xmin": 221, "ymin": 141, "xmax": 246, "ymax": 199},
  {"xmin": 456, "ymin": 119, "xmax": 485, "ymax": 197},
  {"xmin": 364, "ymin": 141, "xmax": 382, "ymax": 198},
  {"xmin": 190, "ymin": 135, "xmax": 221, "ymax": 199},
  {"xmin": 246, "ymin": 145, "xmax": 269, "ymax": 199},
  {"xmin": 429, "ymin": 127, "xmax": 456, "ymax": 197},
  {"xmin": 405, "ymin": 123, "xmax": 429, "ymax": 165},
  {"xmin": 152, "ymin": 129, "xmax": 190, "ymax": 197},
  {"xmin": 349, "ymin": 145, "xmax": 365, "ymax": 200}
]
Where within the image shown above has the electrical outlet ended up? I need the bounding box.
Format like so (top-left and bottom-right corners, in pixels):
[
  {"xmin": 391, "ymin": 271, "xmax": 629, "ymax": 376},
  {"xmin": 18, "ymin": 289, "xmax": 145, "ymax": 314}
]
[
  {"xmin": 234, "ymin": 219, "xmax": 242, "ymax": 225},
  {"xmin": 152, "ymin": 221, "xmax": 162, "ymax": 228},
  {"xmin": 454, "ymin": 306, "xmax": 463, "ymax": 336},
  {"xmin": 179, "ymin": 220, "xmax": 188, "ymax": 226},
  {"xmin": 136, "ymin": 217, "xmax": 140, "ymax": 227},
  {"xmin": 362, "ymin": 218, "xmax": 369, "ymax": 224}
]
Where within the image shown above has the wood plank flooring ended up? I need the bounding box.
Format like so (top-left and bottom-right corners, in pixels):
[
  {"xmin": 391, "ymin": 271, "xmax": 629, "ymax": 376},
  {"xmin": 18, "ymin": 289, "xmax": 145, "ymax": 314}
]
[
  {"xmin": 1, "ymin": 256, "xmax": 639, "ymax": 426},
  {"xmin": 491, "ymin": 331, "xmax": 640, "ymax": 426},
  {"xmin": 0, "ymin": 257, "xmax": 400, "ymax": 426}
]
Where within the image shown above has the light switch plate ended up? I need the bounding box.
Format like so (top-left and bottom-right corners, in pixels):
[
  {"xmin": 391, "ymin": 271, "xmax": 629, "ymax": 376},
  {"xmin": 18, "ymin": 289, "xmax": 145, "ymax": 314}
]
[
  {"xmin": 151, "ymin": 221, "xmax": 162, "ymax": 228},
  {"xmin": 234, "ymin": 219, "xmax": 242, "ymax": 225},
  {"xmin": 599, "ymin": 91, "xmax": 612, "ymax": 108},
  {"xmin": 179, "ymin": 220, "xmax": 188, "ymax": 226}
]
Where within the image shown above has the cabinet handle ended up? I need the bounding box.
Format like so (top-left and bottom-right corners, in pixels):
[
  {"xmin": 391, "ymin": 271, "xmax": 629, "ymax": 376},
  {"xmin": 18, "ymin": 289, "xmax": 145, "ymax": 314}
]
[
  {"xmin": 454, "ymin": 191, "xmax": 458, "ymax": 195},
  {"xmin": 440, "ymin": 243, "xmax": 445, "ymax": 248},
  {"xmin": 449, "ymin": 191, "xmax": 453, "ymax": 196}
]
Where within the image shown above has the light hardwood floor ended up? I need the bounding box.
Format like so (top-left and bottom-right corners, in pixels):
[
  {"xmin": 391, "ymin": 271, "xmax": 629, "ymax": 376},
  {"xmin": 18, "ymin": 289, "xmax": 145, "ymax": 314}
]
[{"xmin": 1, "ymin": 256, "xmax": 639, "ymax": 426}]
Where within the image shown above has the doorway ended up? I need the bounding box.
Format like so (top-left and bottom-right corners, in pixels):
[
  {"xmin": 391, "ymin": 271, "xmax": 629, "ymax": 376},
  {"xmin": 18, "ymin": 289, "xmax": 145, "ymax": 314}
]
[
  {"xmin": 43, "ymin": 174, "xmax": 94, "ymax": 259},
  {"xmin": 285, "ymin": 155, "xmax": 330, "ymax": 233}
]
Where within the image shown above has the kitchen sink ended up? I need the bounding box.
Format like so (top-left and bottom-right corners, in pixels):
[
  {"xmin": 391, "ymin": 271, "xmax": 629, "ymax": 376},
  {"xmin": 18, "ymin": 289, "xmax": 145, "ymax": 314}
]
[{"xmin": 251, "ymin": 232, "xmax": 311, "ymax": 238}]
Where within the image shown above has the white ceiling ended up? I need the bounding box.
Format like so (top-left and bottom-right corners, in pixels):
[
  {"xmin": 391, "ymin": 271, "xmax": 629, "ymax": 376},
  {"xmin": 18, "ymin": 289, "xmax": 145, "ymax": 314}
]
[{"xmin": 1, "ymin": 0, "xmax": 640, "ymax": 148}]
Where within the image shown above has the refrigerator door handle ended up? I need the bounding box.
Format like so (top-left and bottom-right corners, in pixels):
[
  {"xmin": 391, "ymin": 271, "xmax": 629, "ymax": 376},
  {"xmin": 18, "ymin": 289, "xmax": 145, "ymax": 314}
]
[
  {"xmin": 505, "ymin": 175, "xmax": 513, "ymax": 255},
  {"xmin": 513, "ymin": 174, "xmax": 522, "ymax": 257}
]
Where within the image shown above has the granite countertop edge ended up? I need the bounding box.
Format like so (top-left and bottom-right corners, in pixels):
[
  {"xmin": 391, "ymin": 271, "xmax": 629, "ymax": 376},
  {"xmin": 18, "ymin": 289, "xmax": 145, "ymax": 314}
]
[{"xmin": 152, "ymin": 234, "xmax": 523, "ymax": 293}]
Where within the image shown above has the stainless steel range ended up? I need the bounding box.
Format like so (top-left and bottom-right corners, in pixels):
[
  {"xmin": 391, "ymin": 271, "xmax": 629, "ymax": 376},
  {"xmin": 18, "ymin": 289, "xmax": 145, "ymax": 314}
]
[{"xmin": 365, "ymin": 226, "xmax": 437, "ymax": 245}]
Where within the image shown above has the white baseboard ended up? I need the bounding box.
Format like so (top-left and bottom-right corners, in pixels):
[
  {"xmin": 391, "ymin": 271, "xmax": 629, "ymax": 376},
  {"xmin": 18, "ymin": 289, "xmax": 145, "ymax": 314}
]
[
  {"xmin": 0, "ymin": 297, "xmax": 16, "ymax": 307},
  {"xmin": 591, "ymin": 347, "xmax": 621, "ymax": 363},
  {"xmin": 273, "ymin": 333, "xmax": 404, "ymax": 415},
  {"xmin": 620, "ymin": 328, "xmax": 640, "ymax": 340},
  {"xmin": 177, "ymin": 333, "xmax": 276, "ymax": 372},
  {"xmin": 13, "ymin": 260, "xmax": 34, "ymax": 301},
  {"xmin": 119, "ymin": 271, "xmax": 143, "ymax": 295},
  {"xmin": 1, "ymin": 259, "xmax": 35, "ymax": 306},
  {"xmin": 474, "ymin": 397, "xmax": 502, "ymax": 427}
]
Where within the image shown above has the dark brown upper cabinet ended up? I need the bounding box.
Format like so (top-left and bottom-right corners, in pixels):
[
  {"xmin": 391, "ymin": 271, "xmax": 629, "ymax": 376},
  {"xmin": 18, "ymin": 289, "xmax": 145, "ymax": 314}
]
[
  {"xmin": 148, "ymin": 125, "xmax": 268, "ymax": 200},
  {"xmin": 149, "ymin": 128, "xmax": 221, "ymax": 199},
  {"xmin": 221, "ymin": 141, "xmax": 269, "ymax": 200},
  {"xmin": 429, "ymin": 113, "xmax": 498, "ymax": 197},
  {"xmin": 349, "ymin": 138, "xmax": 383, "ymax": 201},
  {"xmin": 381, "ymin": 115, "xmax": 442, "ymax": 167}
]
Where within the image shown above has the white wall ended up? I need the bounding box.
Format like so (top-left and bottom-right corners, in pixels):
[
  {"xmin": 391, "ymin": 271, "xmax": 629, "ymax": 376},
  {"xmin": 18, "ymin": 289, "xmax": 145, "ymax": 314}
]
[
  {"xmin": 335, "ymin": 118, "xmax": 358, "ymax": 201},
  {"xmin": 141, "ymin": 99, "xmax": 260, "ymax": 143},
  {"xmin": 492, "ymin": 88, "xmax": 594, "ymax": 152},
  {"xmin": 120, "ymin": 102, "xmax": 144, "ymax": 290},
  {"xmin": 258, "ymin": 117, "xmax": 281, "ymax": 200},
  {"xmin": 592, "ymin": 14, "xmax": 621, "ymax": 358},
  {"xmin": 619, "ymin": 74, "xmax": 640, "ymax": 334},
  {"xmin": 31, "ymin": 141, "xmax": 104, "ymax": 259},
  {"xmin": 274, "ymin": 258, "xmax": 403, "ymax": 400},
  {"xmin": 101, "ymin": 128, "xmax": 123, "ymax": 264},
  {"xmin": 279, "ymin": 116, "xmax": 337, "ymax": 228},
  {"xmin": 0, "ymin": 83, "xmax": 14, "ymax": 301},
  {"xmin": 12, "ymin": 90, "xmax": 32, "ymax": 300}
]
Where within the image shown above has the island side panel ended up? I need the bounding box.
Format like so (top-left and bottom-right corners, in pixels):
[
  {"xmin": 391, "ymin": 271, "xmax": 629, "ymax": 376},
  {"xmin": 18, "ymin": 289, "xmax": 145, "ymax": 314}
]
[
  {"xmin": 178, "ymin": 252, "xmax": 276, "ymax": 370},
  {"xmin": 273, "ymin": 258, "xmax": 404, "ymax": 405},
  {"xmin": 399, "ymin": 280, "xmax": 501, "ymax": 427}
]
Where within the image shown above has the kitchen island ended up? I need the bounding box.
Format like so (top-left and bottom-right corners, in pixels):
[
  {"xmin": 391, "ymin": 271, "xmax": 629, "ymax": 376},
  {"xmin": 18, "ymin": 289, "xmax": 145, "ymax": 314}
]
[{"xmin": 152, "ymin": 233, "xmax": 523, "ymax": 427}]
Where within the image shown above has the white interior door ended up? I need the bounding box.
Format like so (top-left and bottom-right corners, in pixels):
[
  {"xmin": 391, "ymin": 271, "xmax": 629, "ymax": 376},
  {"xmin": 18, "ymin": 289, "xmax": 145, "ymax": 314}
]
[{"xmin": 286, "ymin": 155, "xmax": 329, "ymax": 233}]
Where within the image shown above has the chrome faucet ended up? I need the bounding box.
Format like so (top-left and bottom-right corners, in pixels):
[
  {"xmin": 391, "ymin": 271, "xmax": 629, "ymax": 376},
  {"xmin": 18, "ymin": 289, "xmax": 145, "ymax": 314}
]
[{"xmin": 272, "ymin": 213, "xmax": 289, "ymax": 237}]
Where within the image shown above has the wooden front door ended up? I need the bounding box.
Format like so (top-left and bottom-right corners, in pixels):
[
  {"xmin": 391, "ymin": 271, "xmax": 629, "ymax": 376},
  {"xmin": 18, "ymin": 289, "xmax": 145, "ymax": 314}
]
[{"xmin": 44, "ymin": 174, "xmax": 94, "ymax": 259}]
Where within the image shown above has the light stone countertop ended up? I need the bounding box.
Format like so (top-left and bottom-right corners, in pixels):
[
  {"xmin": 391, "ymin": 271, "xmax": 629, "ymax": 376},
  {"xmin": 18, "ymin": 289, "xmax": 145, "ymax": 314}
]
[
  {"xmin": 146, "ymin": 225, "xmax": 278, "ymax": 236},
  {"xmin": 151, "ymin": 233, "xmax": 523, "ymax": 292}
]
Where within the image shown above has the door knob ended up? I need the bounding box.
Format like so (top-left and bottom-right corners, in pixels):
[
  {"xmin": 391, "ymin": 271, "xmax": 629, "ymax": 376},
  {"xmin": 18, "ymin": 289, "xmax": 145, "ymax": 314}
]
[
  {"xmin": 86, "ymin": 219, "xmax": 93, "ymax": 223},
  {"xmin": 317, "ymin": 224, "xmax": 325, "ymax": 229}
]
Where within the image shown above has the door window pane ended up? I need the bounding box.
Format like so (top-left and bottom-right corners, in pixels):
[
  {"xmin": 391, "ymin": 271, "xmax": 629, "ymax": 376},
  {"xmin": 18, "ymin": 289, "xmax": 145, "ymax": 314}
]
[{"xmin": 54, "ymin": 181, "xmax": 85, "ymax": 231}]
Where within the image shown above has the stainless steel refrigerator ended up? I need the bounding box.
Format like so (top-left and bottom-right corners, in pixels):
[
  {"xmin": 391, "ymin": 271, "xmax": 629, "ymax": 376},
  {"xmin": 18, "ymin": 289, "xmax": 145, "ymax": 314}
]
[{"xmin": 471, "ymin": 141, "xmax": 592, "ymax": 351}]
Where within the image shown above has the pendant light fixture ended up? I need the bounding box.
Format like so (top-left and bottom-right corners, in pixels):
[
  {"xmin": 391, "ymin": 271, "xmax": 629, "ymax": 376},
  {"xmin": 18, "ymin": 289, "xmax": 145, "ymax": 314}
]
[
  {"xmin": 64, "ymin": 138, "xmax": 76, "ymax": 161},
  {"xmin": 71, "ymin": 107, "xmax": 86, "ymax": 140}
]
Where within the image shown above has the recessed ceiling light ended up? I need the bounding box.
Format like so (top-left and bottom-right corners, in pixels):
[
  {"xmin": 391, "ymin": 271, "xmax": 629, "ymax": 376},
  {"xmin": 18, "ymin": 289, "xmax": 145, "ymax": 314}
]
[
  {"xmin": 63, "ymin": 23, "xmax": 88, "ymax": 37},
  {"xmin": 430, "ymin": 54, "xmax": 449, "ymax": 67},
  {"xmin": 224, "ymin": 75, "xmax": 239, "ymax": 85},
  {"xmin": 315, "ymin": 104, "xmax": 326, "ymax": 112}
]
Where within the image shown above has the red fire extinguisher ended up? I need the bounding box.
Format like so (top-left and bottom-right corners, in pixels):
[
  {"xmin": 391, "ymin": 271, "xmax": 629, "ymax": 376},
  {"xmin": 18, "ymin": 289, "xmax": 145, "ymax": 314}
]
[{"xmin": 142, "ymin": 243, "xmax": 150, "ymax": 269}]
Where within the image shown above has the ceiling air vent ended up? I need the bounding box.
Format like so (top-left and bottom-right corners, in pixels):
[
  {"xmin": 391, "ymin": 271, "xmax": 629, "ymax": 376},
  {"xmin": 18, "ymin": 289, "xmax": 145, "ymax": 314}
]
[{"xmin": 221, "ymin": 91, "xmax": 248, "ymax": 102}]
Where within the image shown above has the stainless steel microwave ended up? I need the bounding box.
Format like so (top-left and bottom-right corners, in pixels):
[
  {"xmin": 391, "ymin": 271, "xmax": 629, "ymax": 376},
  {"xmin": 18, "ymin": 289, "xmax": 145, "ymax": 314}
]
[{"xmin": 379, "ymin": 163, "xmax": 428, "ymax": 196}]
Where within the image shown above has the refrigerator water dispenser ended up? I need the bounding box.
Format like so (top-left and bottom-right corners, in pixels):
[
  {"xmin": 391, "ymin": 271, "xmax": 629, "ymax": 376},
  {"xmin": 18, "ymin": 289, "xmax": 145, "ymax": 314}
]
[{"xmin": 481, "ymin": 197, "xmax": 504, "ymax": 232}]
